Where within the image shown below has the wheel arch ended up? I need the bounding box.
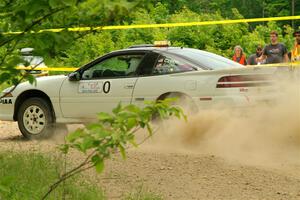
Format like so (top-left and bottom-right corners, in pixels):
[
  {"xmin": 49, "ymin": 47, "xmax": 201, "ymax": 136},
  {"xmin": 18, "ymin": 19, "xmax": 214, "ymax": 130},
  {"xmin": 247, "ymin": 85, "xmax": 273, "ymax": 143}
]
[
  {"xmin": 13, "ymin": 90, "xmax": 55, "ymax": 121},
  {"xmin": 156, "ymin": 91, "xmax": 192, "ymax": 101},
  {"xmin": 156, "ymin": 91, "xmax": 198, "ymax": 113}
]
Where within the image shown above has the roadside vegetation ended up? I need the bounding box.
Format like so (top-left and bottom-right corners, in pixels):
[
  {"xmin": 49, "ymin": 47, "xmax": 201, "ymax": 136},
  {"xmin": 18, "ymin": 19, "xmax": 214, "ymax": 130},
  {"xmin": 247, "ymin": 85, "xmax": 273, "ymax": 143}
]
[
  {"xmin": 123, "ymin": 184, "xmax": 163, "ymax": 200},
  {"xmin": 0, "ymin": 83, "xmax": 9, "ymax": 91},
  {"xmin": 51, "ymin": 4, "xmax": 298, "ymax": 68},
  {"xmin": 0, "ymin": 100, "xmax": 182, "ymax": 199},
  {"xmin": 0, "ymin": 152, "xmax": 105, "ymax": 200},
  {"xmin": 40, "ymin": 100, "xmax": 185, "ymax": 199},
  {"xmin": 0, "ymin": 151, "xmax": 164, "ymax": 200}
]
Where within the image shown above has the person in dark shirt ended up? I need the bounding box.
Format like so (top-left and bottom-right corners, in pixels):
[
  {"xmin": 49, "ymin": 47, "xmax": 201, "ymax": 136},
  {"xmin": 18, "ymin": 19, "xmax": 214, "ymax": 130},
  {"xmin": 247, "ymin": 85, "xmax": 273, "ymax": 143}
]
[
  {"xmin": 257, "ymin": 30, "xmax": 289, "ymax": 64},
  {"xmin": 247, "ymin": 45, "xmax": 264, "ymax": 65}
]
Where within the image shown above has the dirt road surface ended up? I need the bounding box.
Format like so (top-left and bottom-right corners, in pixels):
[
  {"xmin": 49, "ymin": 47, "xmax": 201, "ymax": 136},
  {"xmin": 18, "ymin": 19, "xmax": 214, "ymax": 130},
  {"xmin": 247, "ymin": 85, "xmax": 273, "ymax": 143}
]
[{"xmin": 1, "ymin": 117, "xmax": 300, "ymax": 200}]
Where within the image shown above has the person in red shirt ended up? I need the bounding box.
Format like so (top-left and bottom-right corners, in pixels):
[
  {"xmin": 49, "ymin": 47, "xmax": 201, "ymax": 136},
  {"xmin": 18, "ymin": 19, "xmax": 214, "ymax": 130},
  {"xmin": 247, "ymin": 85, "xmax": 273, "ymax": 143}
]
[{"xmin": 232, "ymin": 45, "xmax": 247, "ymax": 65}]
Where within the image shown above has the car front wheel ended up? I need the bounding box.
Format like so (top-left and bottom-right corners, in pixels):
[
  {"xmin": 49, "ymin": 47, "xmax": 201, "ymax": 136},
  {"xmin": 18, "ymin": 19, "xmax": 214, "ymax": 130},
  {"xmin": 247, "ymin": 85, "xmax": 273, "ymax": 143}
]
[{"xmin": 17, "ymin": 97, "xmax": 57, "ymax": 139}]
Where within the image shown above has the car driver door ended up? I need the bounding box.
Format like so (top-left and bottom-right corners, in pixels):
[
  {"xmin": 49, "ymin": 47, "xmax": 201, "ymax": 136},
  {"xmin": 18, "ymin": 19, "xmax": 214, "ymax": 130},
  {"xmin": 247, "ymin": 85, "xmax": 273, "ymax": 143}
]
[{"xmin": 59, "ymin": 53, "xmax": 145, "ymax": 119}]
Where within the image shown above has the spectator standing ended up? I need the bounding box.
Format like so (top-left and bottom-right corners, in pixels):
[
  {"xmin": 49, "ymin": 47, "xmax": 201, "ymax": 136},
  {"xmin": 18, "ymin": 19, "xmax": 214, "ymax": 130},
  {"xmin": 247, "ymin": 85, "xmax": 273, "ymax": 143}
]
[
  {"xmin": 291, "ymin": 30, "xmax": 300, "ymax": 79},
  {"xmin": 291, "ymin": 30, "xmax": 300, "ymax": 62},
  {"xmin": 247, "ymin": 45, "xmax": 264, "ymax": 65},
  {"xmin": 257, "ymin": 30, "xmax": 288, "ymax": 64},
  {"xmin": 232, "ymin": 45, "xmax": 247, "ymax": 65}
]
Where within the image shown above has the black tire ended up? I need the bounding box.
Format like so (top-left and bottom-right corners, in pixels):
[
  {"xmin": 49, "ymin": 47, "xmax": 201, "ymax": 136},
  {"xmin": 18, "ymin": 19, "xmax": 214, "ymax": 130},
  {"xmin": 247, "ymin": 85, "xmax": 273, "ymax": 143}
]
[
  {"xmin": 17, "ymin": 97, "xmax": 59, "ymax": 139},
  {"xmin": 162, "ymin": 93, "xmax": 198, "ymax": 115},
  {"xmin": 152, "ymin": 93, "xmax": 197, "ymax": 121}
]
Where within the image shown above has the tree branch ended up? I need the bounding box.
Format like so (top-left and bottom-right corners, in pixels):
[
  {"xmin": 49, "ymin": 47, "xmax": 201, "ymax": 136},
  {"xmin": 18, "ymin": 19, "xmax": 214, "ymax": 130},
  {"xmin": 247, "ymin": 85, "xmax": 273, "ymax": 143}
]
[
  {"xmin": 0, "ymin": 6, "xmax": 69, "ymax": 47},
  {"xmin": 0, "ymin": 6, "xmax": 70, "ymax": 99},
  {"xmin": 41, "ymin": 163, "xmax": 94, "ymax": 200},
  {"xmin": 0, "ymin": 59, "xmax": 44, "ymax": 100}
]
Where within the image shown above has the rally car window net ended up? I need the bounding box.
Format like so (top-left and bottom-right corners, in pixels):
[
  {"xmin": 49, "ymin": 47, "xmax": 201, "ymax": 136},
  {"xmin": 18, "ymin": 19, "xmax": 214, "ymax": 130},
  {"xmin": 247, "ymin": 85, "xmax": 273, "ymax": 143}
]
[
  {"xmin": 152, "ymin": 55, "xmax": 196, "ymax": 75},
  {"xmin": 81, "ymin": 54, "xmax": 144, "ymax": 79}
]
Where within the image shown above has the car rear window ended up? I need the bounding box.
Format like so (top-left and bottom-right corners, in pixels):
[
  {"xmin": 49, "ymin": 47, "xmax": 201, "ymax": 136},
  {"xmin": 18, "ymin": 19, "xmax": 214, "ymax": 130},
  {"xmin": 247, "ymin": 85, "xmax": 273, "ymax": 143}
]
[{"xmin": 170, "ymin": 48, "xmax": 244, "ymax": 70}]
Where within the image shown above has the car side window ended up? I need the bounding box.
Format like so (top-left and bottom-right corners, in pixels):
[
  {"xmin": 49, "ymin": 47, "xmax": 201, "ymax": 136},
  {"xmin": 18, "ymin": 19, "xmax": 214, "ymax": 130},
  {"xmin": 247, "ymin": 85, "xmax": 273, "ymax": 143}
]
[
  {"xmin": 82, "ymin": 54, "xmax": 144, "ymax": 79},
  {"xmin": 152, "ymin": 55, "xmax": 196, "ymax": 75}
]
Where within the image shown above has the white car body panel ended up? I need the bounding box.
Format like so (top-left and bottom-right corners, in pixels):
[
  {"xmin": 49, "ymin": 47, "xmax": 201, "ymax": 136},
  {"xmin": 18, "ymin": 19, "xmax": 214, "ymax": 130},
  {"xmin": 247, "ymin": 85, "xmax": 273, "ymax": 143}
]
[
  {"xmin": 0, "ymin": 100, "xmax": 14, "ymax": 120},
  {"xmin": 59, "ymin": 77, "xmax": 138, "ymax": 119},
  {"xmin": 0, "ymin": 75, "xmax": 66, "ymax": 121},
  {"xmin": 133, "ymin": 67, "xmax": 276, "ymax": 109}
]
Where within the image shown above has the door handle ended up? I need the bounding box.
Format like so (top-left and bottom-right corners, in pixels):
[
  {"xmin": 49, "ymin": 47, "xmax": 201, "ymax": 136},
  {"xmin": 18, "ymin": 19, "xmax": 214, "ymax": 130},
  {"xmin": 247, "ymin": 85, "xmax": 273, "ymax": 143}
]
[
  {"xmin": 135, "ymin": 97, "xmax": 144, "ymax": 101},
  {"xmin": 124, "ymin": 84, "xmax": 134, "ymax": 89}
]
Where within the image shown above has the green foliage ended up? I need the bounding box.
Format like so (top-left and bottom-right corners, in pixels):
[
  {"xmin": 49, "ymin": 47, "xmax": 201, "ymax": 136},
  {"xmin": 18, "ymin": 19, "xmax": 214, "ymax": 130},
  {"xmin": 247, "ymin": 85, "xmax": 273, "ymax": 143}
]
[
  {"xmin": 0, "ymin": 152, "xmax": 105, "ymax": 200},
  {"xmin": 62, "ymin": 99, "xmax": 186, "ymax": 170},
  {"xmin": 0, "ymin": 0, "xmax": 76, "ymax": 86},
  {"xmin": 0, "ymin": 82, "xmax": 9, "ymax": 91},
  {"xmin": 143, "ymin": 0, "xmax": 299, "ymax": 28},
  {"xmin": 43, "ymin": 99, "xmax": 185, "ymax": 198},
  {"xmin": 0, "ymin": 0, "xmax": 135, "ymax": 86},
  {"xmin": 62, "ymin": 32, "xmax": 115, "ymax": 67},
  {"xmin": 55, "ymin": 3, "xmax": 297, "ymax": 66}
]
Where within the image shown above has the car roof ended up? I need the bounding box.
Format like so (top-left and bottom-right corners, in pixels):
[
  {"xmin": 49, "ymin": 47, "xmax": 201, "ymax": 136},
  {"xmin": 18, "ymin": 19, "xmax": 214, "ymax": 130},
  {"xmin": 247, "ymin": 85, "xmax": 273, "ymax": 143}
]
[
  {"xmin": 111, "ymin": 46, "xmax": 182, "ymax": 53},
  {"xmin": 92, "ymin": 46, "xmax": 243, "ymax": 70},
  {"xmin": 111, "ymin": 46, "xmax": 223, "ymax": 59}
]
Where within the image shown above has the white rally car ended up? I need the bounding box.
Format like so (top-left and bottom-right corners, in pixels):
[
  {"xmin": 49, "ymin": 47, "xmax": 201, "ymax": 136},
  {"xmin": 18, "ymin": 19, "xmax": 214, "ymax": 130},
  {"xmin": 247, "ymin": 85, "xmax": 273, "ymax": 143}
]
[{"xmin": 0, "ymin": 45, "xmax": 276, "ymax": 139}]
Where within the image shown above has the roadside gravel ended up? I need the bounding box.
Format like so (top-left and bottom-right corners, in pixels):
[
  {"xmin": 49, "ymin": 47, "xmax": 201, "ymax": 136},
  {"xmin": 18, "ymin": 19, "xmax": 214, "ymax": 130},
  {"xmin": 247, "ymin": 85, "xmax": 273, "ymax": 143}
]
[{"xmin": 1, "ymin": 121, "xmax": 300, "ymax": 200}]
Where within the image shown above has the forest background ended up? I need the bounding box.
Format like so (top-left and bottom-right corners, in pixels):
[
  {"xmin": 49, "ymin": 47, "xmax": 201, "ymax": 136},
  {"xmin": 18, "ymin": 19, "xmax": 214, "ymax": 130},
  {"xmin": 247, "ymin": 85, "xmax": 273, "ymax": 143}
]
[{"xmin": 0, "ymin": 0, "xmax": 299, "ymax": 84}]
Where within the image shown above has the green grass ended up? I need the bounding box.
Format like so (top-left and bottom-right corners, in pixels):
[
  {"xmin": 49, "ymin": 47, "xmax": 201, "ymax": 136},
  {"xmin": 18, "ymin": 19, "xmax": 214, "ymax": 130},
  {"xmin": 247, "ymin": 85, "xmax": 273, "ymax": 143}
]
[
  {"xmin": 123, "ymin": 185, "xmax": 164, "ymax": 200},
  {"xmin": 0, "ymin": 82, "xmax": 10, "ymax": 92},
  {"xmin": 0, "ymin": 152, "xmax": 105, "ymax": 200},
  {"xmin": 0, "ymin": 152, "xmax": 164, "ymax": 200}
]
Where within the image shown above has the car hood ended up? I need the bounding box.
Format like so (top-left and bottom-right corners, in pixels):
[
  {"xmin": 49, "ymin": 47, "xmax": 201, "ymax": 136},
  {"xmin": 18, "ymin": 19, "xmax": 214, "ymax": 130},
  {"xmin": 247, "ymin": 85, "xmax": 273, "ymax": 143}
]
[
  {"xmin": 11, "ymin": 75, "xmax": 68, "ymax": 96},
  {"xmin": 35, "ymin": 74, "xmax": 67, "ymax": 83}
]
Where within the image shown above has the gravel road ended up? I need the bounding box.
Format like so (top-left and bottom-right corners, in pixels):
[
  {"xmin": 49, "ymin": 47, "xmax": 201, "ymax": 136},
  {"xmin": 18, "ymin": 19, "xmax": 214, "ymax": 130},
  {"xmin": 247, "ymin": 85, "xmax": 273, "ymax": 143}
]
[{"xmin": 1, "ymin": 118, "xmax": 300, "ymax": 200}]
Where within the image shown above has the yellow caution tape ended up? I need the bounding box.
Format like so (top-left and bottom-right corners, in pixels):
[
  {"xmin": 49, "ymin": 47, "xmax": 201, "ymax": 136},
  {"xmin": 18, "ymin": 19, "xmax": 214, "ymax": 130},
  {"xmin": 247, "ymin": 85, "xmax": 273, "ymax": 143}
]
[
  {"xmin": 16, "ymin": 62, "xmax": 300, "ymax": 72},
  {"xmin": 252, "ymin": 61, "xmax": 300, "ymax": 67},
  {"xmin": 16, "ymin": 66, "xmax": 78, "ymax": 71},
  {"xmin": 3, "ymin": 15, "xmax": 300, "ymax": 35}
]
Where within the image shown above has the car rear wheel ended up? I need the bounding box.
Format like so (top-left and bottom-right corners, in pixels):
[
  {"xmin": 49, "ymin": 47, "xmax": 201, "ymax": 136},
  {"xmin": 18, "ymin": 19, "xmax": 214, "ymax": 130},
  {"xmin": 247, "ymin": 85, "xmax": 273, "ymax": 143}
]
[
  {"xmin": 160, "ymin": 93, "xmax": 198, "ymax": 115},
  {"xmin": 152, "ymin": 93, "xmax": 197, "ymax": 122},
  {"xmin": 17, "ymin": 97, "xmax": 61, "ymax": 139}
]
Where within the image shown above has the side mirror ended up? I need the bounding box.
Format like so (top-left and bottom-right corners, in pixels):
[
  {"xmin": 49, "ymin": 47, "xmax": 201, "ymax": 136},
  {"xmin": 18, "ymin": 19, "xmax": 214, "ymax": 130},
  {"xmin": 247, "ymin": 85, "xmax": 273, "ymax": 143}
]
[{"xmin": 68, "ymin": 71, "xmax": 80, "ymax": 81}]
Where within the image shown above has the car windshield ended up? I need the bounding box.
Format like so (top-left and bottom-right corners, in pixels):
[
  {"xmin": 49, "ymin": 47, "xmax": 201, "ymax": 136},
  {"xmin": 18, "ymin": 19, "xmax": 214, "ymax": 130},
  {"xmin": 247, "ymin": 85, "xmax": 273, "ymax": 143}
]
[
  {"xmin": 22, "ymin": 56, "xmax": 46, "ymax": 67},
  {"xmin": 170, "ymin": 48, "xmax": 244, "ymax": 70}
]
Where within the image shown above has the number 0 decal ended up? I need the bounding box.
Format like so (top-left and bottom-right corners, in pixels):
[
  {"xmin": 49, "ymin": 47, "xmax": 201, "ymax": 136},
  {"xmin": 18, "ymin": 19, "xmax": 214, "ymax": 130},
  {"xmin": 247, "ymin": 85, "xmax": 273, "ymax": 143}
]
[{"xmin": 103, "ymin": 81, "xmax": 111, "ymax": 93}]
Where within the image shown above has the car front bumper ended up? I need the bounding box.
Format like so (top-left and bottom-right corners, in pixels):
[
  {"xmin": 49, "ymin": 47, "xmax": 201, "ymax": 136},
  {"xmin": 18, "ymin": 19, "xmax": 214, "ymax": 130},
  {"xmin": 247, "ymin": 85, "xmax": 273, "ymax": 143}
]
[{"xmin": 0, "ymin": 97, "xmax": 15, "ymax": 121}]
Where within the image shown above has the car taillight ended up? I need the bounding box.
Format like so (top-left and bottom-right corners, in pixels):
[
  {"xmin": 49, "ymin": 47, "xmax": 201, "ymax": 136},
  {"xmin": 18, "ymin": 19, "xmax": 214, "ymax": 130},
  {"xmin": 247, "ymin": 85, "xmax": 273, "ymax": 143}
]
[{"xmin": 216, "ymin": 75, "xmax": 273, "ymax": 88}]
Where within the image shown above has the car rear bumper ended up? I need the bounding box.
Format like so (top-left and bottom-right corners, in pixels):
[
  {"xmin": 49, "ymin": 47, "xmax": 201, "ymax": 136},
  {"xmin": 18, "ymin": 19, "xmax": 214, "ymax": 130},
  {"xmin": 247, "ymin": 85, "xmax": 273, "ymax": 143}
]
[{"xmin": 194, "ymin": 94, "xmax": 278, "ymax": 109}]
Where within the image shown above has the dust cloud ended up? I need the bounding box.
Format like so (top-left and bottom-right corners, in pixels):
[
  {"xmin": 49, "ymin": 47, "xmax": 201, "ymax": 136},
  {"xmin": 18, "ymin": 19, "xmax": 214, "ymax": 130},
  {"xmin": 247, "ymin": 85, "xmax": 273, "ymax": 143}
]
[{"xmin": 143, "ymin": 73, "xmax": 300, "ymax": 167}]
